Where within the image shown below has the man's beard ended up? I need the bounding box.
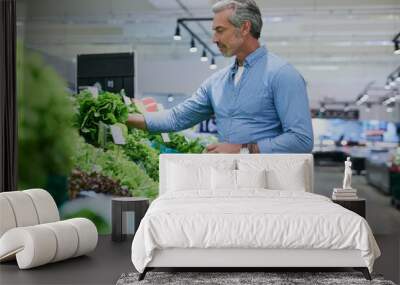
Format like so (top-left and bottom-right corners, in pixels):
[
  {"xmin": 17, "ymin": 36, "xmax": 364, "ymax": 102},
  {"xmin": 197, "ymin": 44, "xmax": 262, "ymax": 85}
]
[
  {"xmin": 218, "ymin": 44, "xmax": 234, "ymax": 57},
  {"xmin": 219, "ymin": 32, "xmax": 243, "ymax": 57},
  {"xmin": 222, "ymin": 49, "xmax": 234, "ymax": 57}
]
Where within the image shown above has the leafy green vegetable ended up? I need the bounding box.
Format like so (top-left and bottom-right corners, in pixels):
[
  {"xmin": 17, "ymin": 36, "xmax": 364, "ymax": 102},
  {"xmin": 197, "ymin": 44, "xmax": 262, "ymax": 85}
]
[
  {"xmin": 128, "ymin": 102, "xmax": 141, "ymax": 114},
  {"xmin": 69, "ymin": 169, "xmax": 130, "ymax": 199},
  {"xmin": 149, "ymin": 132, "xmax": 204, "ymax": 153},
  {"xmin": 74, "ymin": 88, "xmax": 203, "ymax": 186},
  {"xmin": 71, "ymin": 137, "xmax": 158, "ymax": 200},
  {"xmin": 74, "ymin": 91, "xmax": 129, "ymax": 146},
  {"xmin": 122, "ymin": 133, "xmax": 160, "ymax": 181},
  {"xmin": 17, "ymin": 44, "xmax": 77, "ymax": 189}
]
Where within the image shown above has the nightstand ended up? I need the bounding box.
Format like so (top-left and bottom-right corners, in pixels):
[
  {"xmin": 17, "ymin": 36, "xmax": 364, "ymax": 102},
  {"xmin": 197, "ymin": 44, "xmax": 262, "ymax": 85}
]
[
  {"xmin": 332, "ymin": 198, "xmax": 366, "ymax": 218},
  {"xmin": 111, "ymin": 197, "xmax": 150, "ymax": 242}
]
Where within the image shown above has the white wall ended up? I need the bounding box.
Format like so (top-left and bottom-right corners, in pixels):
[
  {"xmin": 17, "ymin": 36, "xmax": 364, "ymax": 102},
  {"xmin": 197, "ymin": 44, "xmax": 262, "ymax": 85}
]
[{"xmin": 136, "ymin": 53, "xmax": 230, "ymax": 97}]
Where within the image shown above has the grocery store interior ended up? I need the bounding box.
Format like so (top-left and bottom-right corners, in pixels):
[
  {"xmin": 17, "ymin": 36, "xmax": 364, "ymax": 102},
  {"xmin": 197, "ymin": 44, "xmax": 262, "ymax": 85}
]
[{"xmin": 1, "ymin": 0, "xmax": 400, "ymax": 284}]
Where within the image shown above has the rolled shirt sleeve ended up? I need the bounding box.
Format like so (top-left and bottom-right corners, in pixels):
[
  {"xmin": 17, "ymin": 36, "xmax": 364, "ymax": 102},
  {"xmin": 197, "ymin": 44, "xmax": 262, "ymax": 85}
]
[
  {"xmin": 143, "ymin": 81, "xmax": 214, "ymax": 133},
  {"xmin": 257, "ymin": 64, "xmax": 314, "ymax": 153}
]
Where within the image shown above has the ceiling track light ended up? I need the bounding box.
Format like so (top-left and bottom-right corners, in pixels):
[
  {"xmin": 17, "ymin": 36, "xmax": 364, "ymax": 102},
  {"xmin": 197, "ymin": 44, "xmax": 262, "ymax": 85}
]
[
  {"xmin": 396, "ymin": 72, "xmax": 400, "ymax": 82},
  {"xmin": 173, "ymin": 18, "xmax": 220, "ymax": 67},
  {"xmin": 189, "ymin": 38, "xmax": 197, "ymax": 53},
  {"xmin": 354, "ymin": 81, "xmax": 375, "ymax": 106},
  {"xmin": 356, "ymin": 94, "xmax": 369, "ymax": 105},
  {"xmin": 394, "ymin": 41, "xmax": 400, "ymax": 55},
  {"xmin": 365, "ymin": 103, "xmax": 371, "ymax": 112},
  {"xmin": 361, "ymin": 94, "xmax": 369, "ymax": 101},
  {"xmin": 200, "ymin": 49, "xmax": 208, "ymax": 62},
  {"xmin": 209, "ymin": 57, "xmax": 217, "ymax": 70},
  {"xmin": 393, "ymin": 32, "xmax": 400, "ymax": 55},
  {"xmin": 383, "ymin": 97, "xmax": 396, "ymax": 106},
  {"xmin": 385, "ymin": 66, "xmax": 400, "ymax": 91},
  {"xmin": 173, "ymin": 25, "xmax": 181, "ymax": 41}
]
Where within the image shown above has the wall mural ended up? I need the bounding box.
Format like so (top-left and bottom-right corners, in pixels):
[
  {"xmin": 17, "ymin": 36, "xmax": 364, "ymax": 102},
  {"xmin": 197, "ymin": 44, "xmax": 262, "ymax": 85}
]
[
  {"xmin": 18, "ymin": 48, "xmax": 400, "ymax": 235},
  {"xmin": 17, "ymin": 48, "xmax": 216, "ymax": 234}
]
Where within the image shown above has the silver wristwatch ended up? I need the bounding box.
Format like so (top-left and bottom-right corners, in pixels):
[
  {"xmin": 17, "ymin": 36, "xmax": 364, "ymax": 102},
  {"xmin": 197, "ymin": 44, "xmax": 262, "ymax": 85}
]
[{"xmin": 240, "ymin": 144, "xmax": 250, "ymax": 154}]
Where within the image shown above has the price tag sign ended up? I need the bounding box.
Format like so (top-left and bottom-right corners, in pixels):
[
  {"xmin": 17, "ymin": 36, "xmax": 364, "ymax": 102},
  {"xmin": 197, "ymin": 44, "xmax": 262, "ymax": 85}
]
[
  {"xmin": 161, "ymin": 133, "xmax": 171, "ymax": 143},
  {"xmin": 123, "ymin": 95, "xmax": 132, "ymax": 106},
  {"xmin": 110, "ymin": 124, "xmax": 126, "ymax": 145},
  {"xmin": 88, "ymin": 86, "xmax": 98, "ymax": 98}
]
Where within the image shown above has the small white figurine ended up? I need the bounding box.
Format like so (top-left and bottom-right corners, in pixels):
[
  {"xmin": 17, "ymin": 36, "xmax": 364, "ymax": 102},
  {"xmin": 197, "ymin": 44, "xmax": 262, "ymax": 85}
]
[{"xmin": 342, "ymin": 157, "xmax": 352, "ymax": 190}]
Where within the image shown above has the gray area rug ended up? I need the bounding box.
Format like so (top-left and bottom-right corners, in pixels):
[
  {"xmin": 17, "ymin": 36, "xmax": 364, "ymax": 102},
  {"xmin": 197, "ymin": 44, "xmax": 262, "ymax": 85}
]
[{"xmin": 116, "ymin": 271, "xmax": 396, "ymax": 285}]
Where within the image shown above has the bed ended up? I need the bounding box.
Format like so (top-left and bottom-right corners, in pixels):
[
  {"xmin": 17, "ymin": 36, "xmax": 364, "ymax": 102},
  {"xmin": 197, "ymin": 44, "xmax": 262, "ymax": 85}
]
[{"xmin": 131, "ymin": 154, "xmax": 381, "ymax": 281}]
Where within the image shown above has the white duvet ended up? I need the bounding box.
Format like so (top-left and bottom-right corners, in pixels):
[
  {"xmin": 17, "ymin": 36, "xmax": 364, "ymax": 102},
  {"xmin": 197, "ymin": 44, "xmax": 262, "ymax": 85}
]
[{"xmin": 131, "ymin": 190, "xmax": 380, "ymax": 273}]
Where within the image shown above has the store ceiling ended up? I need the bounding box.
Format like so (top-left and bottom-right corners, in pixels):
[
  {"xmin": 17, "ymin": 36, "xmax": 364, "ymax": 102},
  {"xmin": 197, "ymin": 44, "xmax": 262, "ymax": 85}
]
[{"xmin": 17, "ymin": 0, "xmax": 400, "ymax": 105}]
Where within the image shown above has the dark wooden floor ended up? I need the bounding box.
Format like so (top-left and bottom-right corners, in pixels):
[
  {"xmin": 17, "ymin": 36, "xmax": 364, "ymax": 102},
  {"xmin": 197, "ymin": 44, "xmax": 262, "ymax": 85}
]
[
  {"xmin": 1, "ymin": 234, "xmax": 398, "ymax": 285},
  {"xmin": 1, "ymin": 166, "xmax": 400, "ymax": 285},
  {"xmin": 0, "ymin": 236, "xmax": 134, "ymax": 285}
]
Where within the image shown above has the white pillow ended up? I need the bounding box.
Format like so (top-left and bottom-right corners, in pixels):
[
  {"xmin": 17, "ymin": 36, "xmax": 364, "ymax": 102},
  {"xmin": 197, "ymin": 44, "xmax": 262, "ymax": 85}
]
[
  {"xmin": 166, "ymin": 160, "xmax": 236, "ymax": 192},
  {"xmin": 266, "ymin": 164, "xmax": 306, "ymax": 191},
  {"xmin": 211, "ymin": 168, "xmax": 267, "ymax": 191},
  {"xmin": 236, "ymin": 169, "xmax": 267, "ymax": 189},
  {"xmin": 167, "ymin": 162, "xmax": 210, "ymax": 191},
  {"xmin": 211, "ymin": 168, "xmax": 236, "ymax": 190},
  {"xmin": 238, "ymin": 159, "xmax": 308, "ymax": 191}
]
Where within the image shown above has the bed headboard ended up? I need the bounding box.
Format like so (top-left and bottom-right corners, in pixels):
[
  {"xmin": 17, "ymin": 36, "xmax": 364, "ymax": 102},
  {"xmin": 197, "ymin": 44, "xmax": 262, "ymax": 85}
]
[{"xmin": 158, "ymin": 154, "xmax": 314, "ymax": 196}]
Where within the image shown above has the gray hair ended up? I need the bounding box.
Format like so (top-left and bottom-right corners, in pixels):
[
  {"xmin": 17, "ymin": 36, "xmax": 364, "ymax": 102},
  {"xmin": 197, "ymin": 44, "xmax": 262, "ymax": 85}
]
[{"xmin": 212, "ymin": 0, "xmax": 262, "ymax": 39}]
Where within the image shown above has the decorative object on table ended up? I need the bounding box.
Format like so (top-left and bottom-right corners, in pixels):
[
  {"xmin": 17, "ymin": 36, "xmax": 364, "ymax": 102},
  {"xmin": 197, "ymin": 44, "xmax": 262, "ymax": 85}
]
[
  {"xmin": 0, "ymin": 189, "xmax": 98, "ymax": 269},
  {"xmin": 112, "ymin": 197, "xmax": 150, "ymax": 242},
  {"xmin": 343, "ymin": 157, "xmax": 353, "ymax": 189},
  {"xmin": 332, "ymin": 157, "xmax": 358, "ymax": 200},
  {"xmin": 116, "ymin": 271, "xmax": 394, "ymax": 285},
  {"xmin": 332, "ymin": 198, "xmax": 366, "ymax": 218},
  {"xmin": 332, "ymin": 188, "xmax": 358, "ymax": 200}
]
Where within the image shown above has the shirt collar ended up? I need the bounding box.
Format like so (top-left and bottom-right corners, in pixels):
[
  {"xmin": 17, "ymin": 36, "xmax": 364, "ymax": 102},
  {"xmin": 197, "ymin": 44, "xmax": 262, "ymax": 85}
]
[{"xmin": 229, "ymin": 45, "xmax": 267, "ymax": 74}]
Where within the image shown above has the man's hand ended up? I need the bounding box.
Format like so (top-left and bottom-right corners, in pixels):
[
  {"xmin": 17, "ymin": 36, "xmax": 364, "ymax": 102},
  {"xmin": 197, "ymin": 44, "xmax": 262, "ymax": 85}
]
[
  {"xmin": 126, "ymin": 114, "xmax": 147, "ymax": 130},
  {"xmin": 205, "ymin": 143, "xmax": 242, "ymax": 153}
]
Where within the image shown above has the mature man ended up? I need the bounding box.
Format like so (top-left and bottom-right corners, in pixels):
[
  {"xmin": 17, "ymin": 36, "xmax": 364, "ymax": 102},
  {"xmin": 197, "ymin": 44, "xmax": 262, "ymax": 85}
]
[{"xmin": 127, "ymin": 0, "xmax": 313, "ymax": 154}]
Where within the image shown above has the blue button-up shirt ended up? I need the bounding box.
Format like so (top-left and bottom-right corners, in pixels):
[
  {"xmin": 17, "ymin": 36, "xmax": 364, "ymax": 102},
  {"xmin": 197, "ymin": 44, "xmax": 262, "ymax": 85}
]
[{"xmin": 143, "ymin": 46, "xmax": 313, "ymax": 153}]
